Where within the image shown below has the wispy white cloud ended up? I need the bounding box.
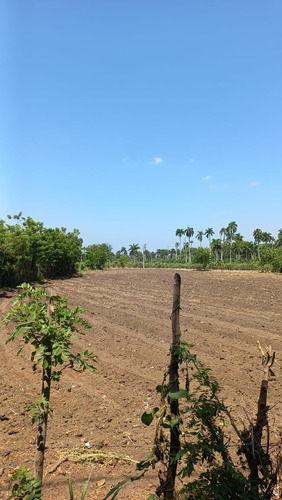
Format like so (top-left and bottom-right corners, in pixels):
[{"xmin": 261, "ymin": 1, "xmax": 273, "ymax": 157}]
[
  {"xmin": 188, "ymin": 158, "xmax": 195, "ymax": 164},
  {"xmin": 153, "ymin": 157, "xmax": 163, "ymax": 164},
  {"xmin": 249, "ymin": 181, "xmax": 260, "ymax": 186},
  {"xmin": 203, "ymin": 175, "xmax": 211, "ymax": 181}
]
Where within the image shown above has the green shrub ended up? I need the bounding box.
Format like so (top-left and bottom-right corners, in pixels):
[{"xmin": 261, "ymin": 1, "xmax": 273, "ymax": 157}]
[
  {"xmin": 0, "ymin": 214, "xmax": 82, "ymax": 286},
  {"xmin": 138, "ymin": 340, "xmax": 277, "ymax": 499},
  {"xmin": 259, "ymin": 246, "xmax": 282, "ymax": 272},
  {"xmin": 192, "ymin": 247, "xmax": 211, "ymax": 268},
  {"xmin": 83, "ymin": 244, "xmax": 113, "ymax": 270},
  {"xmin": 8, "ymin": 467, "xmax": 42, "ymax": 500}
]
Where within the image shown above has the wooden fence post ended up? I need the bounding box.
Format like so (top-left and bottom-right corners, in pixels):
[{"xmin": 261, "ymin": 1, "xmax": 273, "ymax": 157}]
[{"xmin": 164, "ymin": 273, "xmax": 181, "ymax": 500}]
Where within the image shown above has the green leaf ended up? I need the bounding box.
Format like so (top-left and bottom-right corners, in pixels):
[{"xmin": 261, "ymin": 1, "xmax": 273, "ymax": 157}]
[
  {"xmin": 67, "ymin": 478, "xmax": 74, "ymax": 500},
  {"xmin": 136, "ymin": 452, "xmax": 154, "ymax": 471},
  {"xmin": 169, "ymin": 419, "xmax": 179, "ymax": 428},
  {"xmin": 101, "ymin": 480, "xmax": 126, "ymax": 500},
  {"xmin": 168, "ymin": 389, "xmax": 188, "ymax": 399},
  {"xmin": 141, "ymin": 411, "xmax": 154, "ymax": 426},
  {"xmin": 80, "ymin": 466, "xmax": 93, "ymax": 500},
  {"xmin": 42, "ymin": 359, "xmax": 49, "ymax": 369}
]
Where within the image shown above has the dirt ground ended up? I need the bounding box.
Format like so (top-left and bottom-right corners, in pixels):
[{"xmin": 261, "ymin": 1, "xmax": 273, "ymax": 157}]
[{"xmin": 0, "ymin": 268, "xmax": 281, "ymax": 499}]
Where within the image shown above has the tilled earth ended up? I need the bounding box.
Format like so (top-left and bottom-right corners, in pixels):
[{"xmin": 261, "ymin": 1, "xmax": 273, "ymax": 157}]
[{"xmin": 0, "ymin": 268, "xmax": 281, "ymax": 499}]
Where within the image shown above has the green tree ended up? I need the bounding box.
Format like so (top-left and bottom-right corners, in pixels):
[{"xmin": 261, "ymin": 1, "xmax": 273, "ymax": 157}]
[
  {"xmin": 275, "ymin": 229, "xmax": 282, "ymax": 247},
  {"xmin": 219, "ymin": 227, "xmax": 228, "ymax": 261},
  {"xmin": 242, "ymin": 241, "xmax": 257, "ymax": 261},
  {"xmin": 211, "ymin": 238, "xmax": 222, "ymax": 262},
  {"xmin": 261, "ymin": 232, "xmax": 274, "ymax": 245},
  {"xmin": 169, "ymin": 248, "xmax": 176, "ymax": 259},
  {"xmin": 227, "ymin": 221, "xmax": 238, "ymax": 262},
  {"xmin": 175, "ymin": 228, "xmax": 185, "ymax": 256},
  {"xmin": 0, "ymin": 214, "xmax": 83, "ymax": 286},
  {"xmin": 205, "ymin": 227, "xmax": 215, "ymax": 250},
  {"xmin": 185, "ymin": 226, "xmax": 194, "ymax": 263},
  {"xmin": 84, "ymin": 243, "xmax": 113, "ymax": 269},
  {"xmin": 233, "ymin": 233, "xmax": 244, "ymax": 261},
  {"xmin": 144, "ymin": 248, "xmax": 153, "ymax": 262},
  {"xmin": 128, "ymin": 243, "xmax": 140, "ymax": 263},
  {"xmin": 156, "ymin": 248, "xmax": 170, "ymax": 259},
  {"xmin": 196, "ymin": 230, "xmax": 204, "ymax": 247},
  {"xmin": 175, "ymin": 242, "xmax": 180, "ymax": 260},
  {"xmin": 253, "ymin": 228, "xmax": 263, "ymax": 258},
  {"xmin": 192, "ymin": 247, "xmax": 210, "ymax": 268},
  {"xmin": 4, "ymin": 284, "xmax": 96, "ymax": 481},
  {"xmin": 260, "ymin": 246, "xmax": 282, "ymax": 272}
]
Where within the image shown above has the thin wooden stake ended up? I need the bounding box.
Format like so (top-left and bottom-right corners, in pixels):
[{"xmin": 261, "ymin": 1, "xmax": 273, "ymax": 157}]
[
  {"xmin": 164, "ymin": 273, "xmax": 181, "ymax": 500},
  {"xmin": 34, "ymin": 297, "xmax": 54, "ymax": 480}
]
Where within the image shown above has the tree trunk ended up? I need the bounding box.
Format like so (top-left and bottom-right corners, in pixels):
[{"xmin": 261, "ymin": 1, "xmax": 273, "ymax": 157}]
[
  {"xmin": 34, "ymin": 363, "xmax": 52, "ymax": 480},
  {"xmin": 34, "ymin": 298, "xmax": 54, "ymax": 480},
  {"xmin": 163, "ymin": 273, "xmax": 181, "ymax": 500}
]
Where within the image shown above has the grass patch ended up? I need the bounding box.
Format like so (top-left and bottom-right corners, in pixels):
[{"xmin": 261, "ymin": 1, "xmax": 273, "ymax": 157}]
[{"xmin": 58, "ymin": 447, "xmax": 138, "ymax": 466}]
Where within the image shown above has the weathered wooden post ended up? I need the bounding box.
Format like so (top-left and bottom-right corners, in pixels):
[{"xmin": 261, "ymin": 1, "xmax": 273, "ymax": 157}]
[
  {"xmin": 243, "ymin": 342, "xmax": 276, "ymax": 487},
  {"xmin": 164, "ymin": 273, "xmax": 181, "ymax": 500}
]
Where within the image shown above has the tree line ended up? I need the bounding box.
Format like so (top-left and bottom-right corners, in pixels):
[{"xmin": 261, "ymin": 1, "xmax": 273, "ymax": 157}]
[
  {"xmin": 1, "ymin": 214, "xmax": 282, "ymax": 288},
  {"xmin": 113, "ymin": 223, "xmax": 282, "ymax": 272},
  {"xmin": 0, "ymin": 213, "xmax": 82, "ymax": 287},
  {"xmin": 173, "ymin": 223, "xmax": 280, "ymax": 263}
]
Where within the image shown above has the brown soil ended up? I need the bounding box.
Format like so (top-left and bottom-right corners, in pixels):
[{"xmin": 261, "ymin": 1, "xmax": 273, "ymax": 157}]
[{"xmin": 0, "ymin": 269, "xmax": 281, "ymax": 499}]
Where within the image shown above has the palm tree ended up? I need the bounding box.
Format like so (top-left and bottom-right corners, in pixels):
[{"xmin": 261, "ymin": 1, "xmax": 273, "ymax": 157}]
[
  {"xmin": 205, "ymin": 228, "xmax": 215, "ymax": 250},
  {"xmin": 211, "ymin": 239, "xmax": 222, "ymax": 262},
  {"xmin": 276, "ymin": 229, "xmax": 282, "ymax": 247},
  {"xmin": 219, "ymin": 227, "xmax": 227, "ymax": 261},
  {"xmin": 128, "ymin": 243, "xmax": 140, "ymax": 263},
  {"xmin": 196, "ymin": 231, "xmax": 204, "ymax": 247},
  {"xmin": 233, "ymin": 233, "xmax": 244, "ymax": 261},
  {"xmin": 253, "ymin": 228, "xmax": 263, "ymax": 258},
  {"xmin": 261, "ymin": 232, "xmax": 274, "ymax": 245},
  {"xmin": 175, "ymin": 242, "xmax": 180, "ymax": 260},
  {"xmin": 185, "ymin": 226, "xmax": 194, "ymax": 263},
  {"xmin": 169, "ymin": 248, "xmax": 176, "ymax": 259},
  {"xmin": 175, "ymin": 229, "xmax": 185, "ymax": 256},
  {"xmin": 120, "ymin": 246, "xmax": 127, "ymax": 255},
  {"xmin": 227, "ymin": 221, "xmax": 238, "ymax": 262},
  {"xmin": 241, "ymin": 241, "xmax": 254, "ymax": 261}
]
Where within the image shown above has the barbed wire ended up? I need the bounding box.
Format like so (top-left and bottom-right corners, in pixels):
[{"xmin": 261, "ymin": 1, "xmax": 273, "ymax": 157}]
[{"xmin": 0, "ymin": 440, "xmax": 281, "ymax": 457}]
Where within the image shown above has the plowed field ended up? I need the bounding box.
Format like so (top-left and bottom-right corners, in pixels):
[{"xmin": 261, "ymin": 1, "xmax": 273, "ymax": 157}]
[{"xmin": 0, "ymin": 269, "xmax": 281, "ymax": 499}]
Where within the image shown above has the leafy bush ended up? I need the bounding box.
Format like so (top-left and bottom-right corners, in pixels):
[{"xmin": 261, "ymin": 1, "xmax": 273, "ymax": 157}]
[
  {"xmin": 116, "ymin": 254, "xmax": 130, "ymax": 267},
  {"xmin": 211, "ymin": 260, "xmax": 260, "ymax": 271},
  {"xmin": 138, "ymin": 339, "xmax": 279, "ymax": 499},
  {"xmin": 0, "ymin": 214, "xmax": 82, "ymax": 287},
  {"xmin": 259, "ymin": 246, "xmax": 282, "ymax": 272},
  {"xmin": 8, "ymin": 467, "xmax": 42, "ymax": 500},
  {"xmin": 192, "ymin": 247, "xmax": 211, "ymax": 268},
  {"xmin": 83, "ymin": 244, "xmax": 113, "ymax": 270}
]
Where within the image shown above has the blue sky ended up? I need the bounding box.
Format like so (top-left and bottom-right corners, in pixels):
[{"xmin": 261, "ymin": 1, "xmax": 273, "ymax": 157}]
[{"xmin": 1, "ymin": 0, "xmax": 281, "ymax": 252}]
